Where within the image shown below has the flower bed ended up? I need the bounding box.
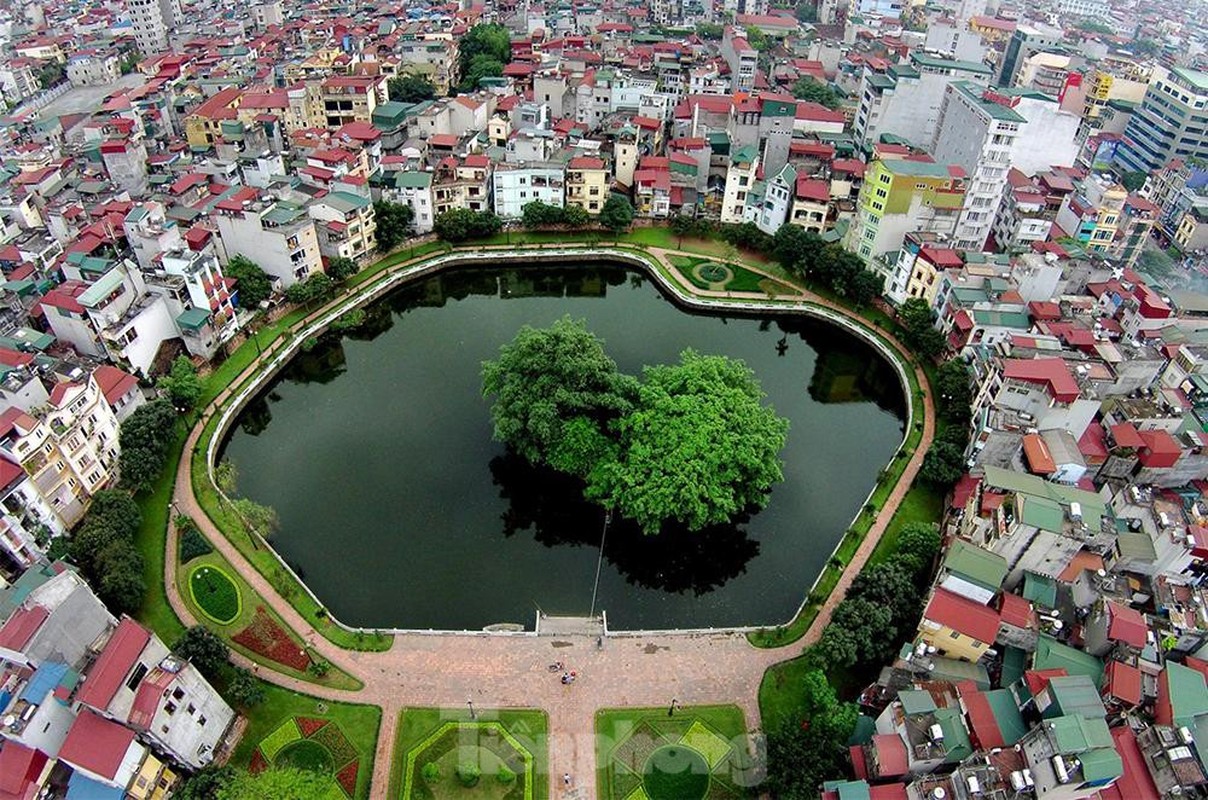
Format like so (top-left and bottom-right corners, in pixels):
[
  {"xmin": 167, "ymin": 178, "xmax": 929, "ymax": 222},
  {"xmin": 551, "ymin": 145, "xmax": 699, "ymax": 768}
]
[
  {"xmin": 336, "ymin": 760, "xmax": 360, "ymax": 797},
  {"xmin": 251, "ymin": 716, "xmax": 362, "ymax": 798},
  {"xmin": 232, "ymin": 607, "xmax": 311, "ymax": 671}
]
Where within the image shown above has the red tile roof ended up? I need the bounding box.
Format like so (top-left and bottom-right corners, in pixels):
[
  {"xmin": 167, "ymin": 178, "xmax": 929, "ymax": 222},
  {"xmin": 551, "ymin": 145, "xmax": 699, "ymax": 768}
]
[
  {"xmin": 1097, "ymin": 726, "xmax": 1159, "ymax": 800},
  {"xmin": 961, "ymin": 688, "xmax": 1005, "ymax": 748},
  {"xmin": 0, "ymin": 606, "xmax": 48, "ymax": 652},
  {"xmin": 998, "ymin": 592, "xmax": 1034, "ymax": 629},
  {"xmin": 1022, "ymin": 433, "xmax": 1056, "ymax": 475},
  {"xmin": 1137, "ymin": 429, "xmax": 1182, "ymax": 468},
  {"xmin": 1109, "ymin": 422, "xmax": 1145, "ymax": 449},
  {"xmin": 870, "ymin": 733, "xmax": 908, "ymax": 776},
  {"xmin": 1002, "ymin": 358, "xmax": 1079, "ymax": 403},
  {"xmin": 0, "ymin": 740, "xmax": 46, "ymax": 800},
  {"xmin": 76, "ymin": 617, "xmax": 151, "ymax": 710},
  {"xmin": 128, "ymin": 667, "xmax": 175, "ymax": 730},
  {"xmin": 1103, "ymin": 659, "xmax": 1142, "ymax": 706},
  {"xmin": 795, "ymin": 176, "xmax": 830, "ymax": 202},
  {"xmin": 1106, "ymin": 602, "xmax": 1147, "ymax": 647},
  {"xmin": 58, "ymin": 710, "xmax": 137, "ymax": 781},
  {"xmin": 924, "ymin": 588, "xmax": 1000, "ymax": 643}
]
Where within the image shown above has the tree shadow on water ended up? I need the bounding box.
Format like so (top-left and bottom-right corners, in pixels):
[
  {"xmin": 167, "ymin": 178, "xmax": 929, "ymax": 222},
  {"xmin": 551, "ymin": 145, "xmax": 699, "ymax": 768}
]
[{"xmin": 489, "ymin": 453, "xmax": 760, "ymax": 596}]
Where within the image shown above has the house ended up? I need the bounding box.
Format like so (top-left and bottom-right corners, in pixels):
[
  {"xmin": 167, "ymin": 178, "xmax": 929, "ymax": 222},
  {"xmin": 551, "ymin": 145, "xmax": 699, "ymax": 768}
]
[{"xmin": 917, "ymin": 588, "xmax": 1002, "ymax": 662}]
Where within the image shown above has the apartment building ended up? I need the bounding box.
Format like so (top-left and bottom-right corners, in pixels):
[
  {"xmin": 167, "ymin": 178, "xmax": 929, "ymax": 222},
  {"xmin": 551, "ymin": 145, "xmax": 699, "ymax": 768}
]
[
  {"xmin": 720, "ymin": 146, "xmax": 759, "ymax": 224},
  {"xmin": 319, "ymin": 76, "xmax": 384, "ymax": 129},
  {"xmin": 215, "ymin": 188, "xmax": 323, "ymax": 288},
  {"xmin": 1119, "ymin": 67, "xmax": 1208, "ymax": 174},
  {"xmin": 492, "ymin": 162, "xmax": 566, "ymax": 219},
  {"xmin": 308, "ymin": 191, "xmax": 377, "ymax": 261},
  {"xmin": 565, "ymin": 157, "xmax": 610, "ymax": 214},
  {"xmin": 433, "ymin": 155, "xmax": 492, "ymax": 216},
  {"xmin": 844, "ymin": 158, "xmax": 967, "ymax": 266}
]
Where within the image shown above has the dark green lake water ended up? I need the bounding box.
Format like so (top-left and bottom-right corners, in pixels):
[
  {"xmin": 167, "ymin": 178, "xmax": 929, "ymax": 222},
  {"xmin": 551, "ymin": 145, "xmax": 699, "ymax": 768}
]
[{"xmin": 220, "ymin": 263, "xmax": 906, "ymax": 630}]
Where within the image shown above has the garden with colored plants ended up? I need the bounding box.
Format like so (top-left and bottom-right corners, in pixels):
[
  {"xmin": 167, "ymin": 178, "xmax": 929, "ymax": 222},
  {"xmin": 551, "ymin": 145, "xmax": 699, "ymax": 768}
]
[
  {"xmin": 176, "ymin": 517, "xmax": 360, "ymax": 690},
  {"xmin": 392, "ymin": 707, "xmax": 550, "ymax": 800},
  {"xmin": 595, "ymin": 706, "xmax": 755, "ymax": 800},
  {"xmin": 234, "ymin": 684, "xmax": 381, "ymax": 800}
]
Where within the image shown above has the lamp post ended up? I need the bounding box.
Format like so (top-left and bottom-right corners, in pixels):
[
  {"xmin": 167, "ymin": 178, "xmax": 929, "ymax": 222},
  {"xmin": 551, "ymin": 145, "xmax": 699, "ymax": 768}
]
[
  {"xmin": 588, "ymin": 509, "xmax": 612, "ymax": 619},
  {"xmin": 668, "ymin": 698, "xmax": 678, "ymax": 717},
  {"xmin": 467, "ymin": 699, "xmax": 476, "ymax": 720}
]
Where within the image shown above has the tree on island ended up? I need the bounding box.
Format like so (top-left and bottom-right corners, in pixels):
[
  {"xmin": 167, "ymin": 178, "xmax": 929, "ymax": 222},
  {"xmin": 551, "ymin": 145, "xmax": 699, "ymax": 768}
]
[{"xmin": 482, "ymin": 319, "xmax": 789, "ymax": 533}]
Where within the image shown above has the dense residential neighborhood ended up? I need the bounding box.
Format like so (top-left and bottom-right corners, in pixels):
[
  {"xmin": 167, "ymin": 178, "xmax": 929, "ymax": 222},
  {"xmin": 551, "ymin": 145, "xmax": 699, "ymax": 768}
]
[{"xmin": 0, "ymin": 0, "xmax": 1204, "ymax": 796}]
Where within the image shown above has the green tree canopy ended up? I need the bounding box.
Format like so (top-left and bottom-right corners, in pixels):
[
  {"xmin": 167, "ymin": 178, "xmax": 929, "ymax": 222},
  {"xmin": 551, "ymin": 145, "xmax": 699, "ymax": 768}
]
[
  {"xmin": 226, "ymin": 256, "xmax": 273, "ymax": 309},
  {"xmin": 790, "ymin": 77, "xmax": 840, "ymax": 109},
  {"xmin": 935, "ymin": 359, "xmax": 973, "ymax": 423},
  {"xmin": 217, "ymin": 768, "xmax": 341, "ymax": 800},
  {"xmin": 458, "ymin": 24, "xmax": 511, "ymax": 91},
  {"xmin": 326, "ymin": 256, "xmax": 359, "ymax": 282},
  {"xmin": 764, "ymin": 667, "xmax": 857, "ymax": 798},
  {"xmin": 599, "ymin": 195, "xmax": 634, "ymax": 235},
  {"xmin": 587, "ymin": 351, "xmax": 790, "ymax": 533},
  {"xmin": 69, "ymin": 490, "xmax": 146, "ymax": 614},
  {"xmin": 284, "ymin": 273, "xmax": 334, "ymax": 306},
  {"xmin": 387, "ymin": 73, "xmax": 436, "ymax": 103},
  {"xmin": 433, "ymin": 208, "xmax": 503, "ymax": 242},
  {"xmin": 481, "ymin": 316, "xmax": 638, "ymax": 467},
  {"xmin": 897, "ymin": 297, "xmax": 946, "ymax": 359},
  {"xmin": 172, "ymin": 626, "xmax": 230, "ymax": 680},
  {"xmin": 372, "ymin": 199, "xmax": 415, "ymax": 252},
  {"xmin": 158, "ymin": 356, "xmax": 203, "ymax": 410},
  {"xmin": 118, "ymin": 399, "xmax": 178, "ymax": 493}
]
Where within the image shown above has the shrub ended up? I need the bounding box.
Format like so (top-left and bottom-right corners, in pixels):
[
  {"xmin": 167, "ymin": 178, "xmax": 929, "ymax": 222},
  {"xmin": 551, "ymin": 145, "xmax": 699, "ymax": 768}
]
[
  {"xmin": 456, "ymin": 762, "xmax": 481, "ymax": 787},
  {"xmin": 422, "ymin": 762, "xmax": 440, "ymax": 783},
  {"xmin": 497, "ymin": 765, "xmax": 516, "ymax": 785},
  {"xmin": 178, "ymin": 521, "xmax": 212, "ymax": 563},
  {"xmin": 308, "ymin": 659, "xmax": 330, "ymax": 678}
]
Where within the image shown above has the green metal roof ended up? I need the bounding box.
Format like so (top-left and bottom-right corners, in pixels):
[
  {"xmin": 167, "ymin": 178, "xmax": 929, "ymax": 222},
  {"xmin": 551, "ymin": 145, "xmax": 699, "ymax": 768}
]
[
  {"xmin": 981, "ymin": 466, "xmax": 1108, "ymax": 523},
  {"xmin": 911, "ymin": 53, "xmax": 993, "ymax": 76},
  {"xmin": 930, "ymin": 656, "xmax": 991, "ymax": 689},
  {"xmin": 1117, "ymin": 532, "xmax": 1157, "ymax": 561},
  {"xmin": 1019, "ymin": 495, "xmax": 1064, "ymax": 532},
  {"xmin": 77, "ymin": 268, "xmax": 125, "ymax": 308},
  {"xmin": 1050, "ymin": 714, "xmax": 1113, "ymax": 753},
  {"xmin": 176, "ymin": 307, "xmax": 211, "ymax": 330},
  {"xmin": 1166, "ymin": 662, "xmax": 1208, "ymax": 727},
  {"xmin": 1048, "ymin": 674, "xmax": 1107, "ymax": 719},
  {"xmin": 394, "ymin": 171, "xmax": 432, "ymax": 189},
  {"xmin": 952, "ymin": 80, "xmax": 1027, "ymax": 122},
  {"xmin": 943, "ymin": 539, "xmax": 1007, "ymax": 590},
  {"xmin": 985, "ymin": 689, "xmax": 1027, "ymax": 745},
  {"xmin": 898, "ymin": 689, "xmax": 937, "ymax": 715},
  {"xmin": 935, "ymin": 707, "xmax": 973, "ymax": 762},
  {"xmin": 1002, "ymin": 645, "xmax": 1027, "ymax": 688},
  {"xmin": 1022, "ymin": 572, "xmax": 1057, "ymax": 608},
  {"xmin": 1079, "ymin": 746, "xmax": 1124, "ymax": 783},
  {"xmin": 731, "ymin": 144, "xmax": 758, "ymax": 164},
  {"xmin": 322, "ymin": 191, "xmax": 370, "ymax": 212},
  {"xmin": 1034, "ymin": 636, "xmax": 1105, "ymax": 688}
]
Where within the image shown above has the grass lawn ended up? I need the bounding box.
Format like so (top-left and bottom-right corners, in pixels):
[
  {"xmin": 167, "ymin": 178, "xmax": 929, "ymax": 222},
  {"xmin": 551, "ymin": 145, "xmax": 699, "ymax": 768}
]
[
  {"xmin": 390, "ymin": 706, "xmax": 550, "ymax": 800},
  {"xmin": 174, "ymin": 548, "xmax": 361, "ymax": 691},
  {"xmin": 132, "ymin": 425, "xmax": 188, "ymax": 645},
  {"xmin": 233, "ymin": 682, "xmax": 381, "ymax": 800},
  {"xmin": 595, "ymin": 705, "xmax": 753, "ymax": 800}
]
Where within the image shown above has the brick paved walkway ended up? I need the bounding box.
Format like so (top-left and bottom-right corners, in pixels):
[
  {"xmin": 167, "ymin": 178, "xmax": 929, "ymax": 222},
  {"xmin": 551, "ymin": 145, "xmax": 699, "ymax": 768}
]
[{"xmin": 166, "ymin": 243, "xmax": 936, "ymax": 799}]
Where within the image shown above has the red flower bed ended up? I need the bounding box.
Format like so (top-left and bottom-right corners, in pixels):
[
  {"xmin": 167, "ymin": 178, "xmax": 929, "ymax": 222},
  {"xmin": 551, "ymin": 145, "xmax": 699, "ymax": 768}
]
[
  {"xmin": 249, "ymin": 749, "xmax": 268, "ymax": 775},
  {"xmin": 336, "ymin": 759, "xmax": 359, "ymax": 797},
  {"xmin": 297, "ymin": 716, "xmax": 329, "ymax": 737},
  {"xmin": 232, "ymin": 607, "xmax": 311, "ymax": 671}
]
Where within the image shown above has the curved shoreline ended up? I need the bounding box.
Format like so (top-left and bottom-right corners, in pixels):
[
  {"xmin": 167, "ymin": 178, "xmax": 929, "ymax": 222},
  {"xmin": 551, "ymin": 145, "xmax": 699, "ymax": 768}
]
[{"xmin": 196, "ymin": 246, "xmax": 917, "ymax": 638}]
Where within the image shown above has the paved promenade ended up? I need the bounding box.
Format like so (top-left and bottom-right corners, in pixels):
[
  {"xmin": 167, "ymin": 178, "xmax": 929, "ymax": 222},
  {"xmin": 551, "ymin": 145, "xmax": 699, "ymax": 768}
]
[{"xmin": 166, "ymin": 244, "xmax": 936, "ymax": 798}]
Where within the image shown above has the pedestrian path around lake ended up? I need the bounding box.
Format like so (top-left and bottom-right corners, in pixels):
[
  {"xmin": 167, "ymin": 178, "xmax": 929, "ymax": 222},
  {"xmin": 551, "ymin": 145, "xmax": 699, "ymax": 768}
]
[{"xmin": 167, "ymin": 242, "xmax": 937, "ymax": 799}]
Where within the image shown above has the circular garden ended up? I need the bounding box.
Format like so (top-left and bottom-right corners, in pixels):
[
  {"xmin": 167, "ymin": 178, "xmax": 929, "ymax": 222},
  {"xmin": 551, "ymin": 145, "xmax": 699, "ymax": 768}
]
[
  {"xmin": 188, "ymin": 564, "xmax": 241, "ymax": 624},
  {"xmin": 692, "ymin": 261, "xmax": 734, "ymax": 288},
  {"xmin": 600, "ymin": 710, "xmax": 750, "ymax": 800},
  {"xmin": 403, "ymin": 721, "xmax": 534, "ymax": 800},
  {"xmin": 251, "ymin": 716, "xmax": 361, "ymax": 798}
]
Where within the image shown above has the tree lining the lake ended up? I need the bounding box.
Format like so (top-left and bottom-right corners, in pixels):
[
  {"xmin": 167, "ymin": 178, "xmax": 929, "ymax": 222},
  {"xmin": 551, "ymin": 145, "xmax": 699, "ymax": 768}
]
[{"xmin": 482, "ymin": 316, "xmax": 789, "ymax": 534}]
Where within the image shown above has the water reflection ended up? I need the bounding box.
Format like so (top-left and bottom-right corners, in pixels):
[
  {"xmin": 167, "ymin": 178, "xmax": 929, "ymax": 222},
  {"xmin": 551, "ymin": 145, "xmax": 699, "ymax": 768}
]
[{"xmin": 489, "ymin": 453, "xmax": 759, "ymax": 595}]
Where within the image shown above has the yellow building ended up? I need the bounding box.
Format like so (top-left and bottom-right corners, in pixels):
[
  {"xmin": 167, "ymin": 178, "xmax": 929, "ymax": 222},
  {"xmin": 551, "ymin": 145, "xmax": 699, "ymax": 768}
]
[
  {"xmin": 845, "ymin": 158, "xmax": 966, "ymax": 263},
  {"xmin": 183, "ymin": 87, "xmax": 243, "ymax": 150},
  {"xmin": 318, "ymin": 75, "xmax": 382, "ymax": 128},
  {"xmin": 566, "ymin": 156, "xmax": 610, "ymax": 214},
  {"xmin": 127, "ymin": 753, "xmax": 177, "ymax": 800},
  {"xmin": 968, "ymin": 15, "xmax": 1016, "ymax": 45},
  {"xmin": 917, "ymin": 588, "xmax": 1000, "ymax": 663},
  {"xmin": 1082, "ymin": 64, "xmax": 1150, "ymax": 125},
  {"xmin": 283, "ymin": 48, "xmax": 346, "ymax": 84}
]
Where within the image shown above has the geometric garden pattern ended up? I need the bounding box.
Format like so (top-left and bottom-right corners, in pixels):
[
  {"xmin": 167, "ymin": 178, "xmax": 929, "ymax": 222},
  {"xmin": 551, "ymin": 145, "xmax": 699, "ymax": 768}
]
[
  {"xmin": 250, "ymin": 716, "xmax": 360, "ymax": 798},
  {"xmin": 402, "ymin": 721, "xmax": 536, "ymax": 800},
  {"xmin": 604, "ymin": 716, "xmax": 739, "ymax": 800}
]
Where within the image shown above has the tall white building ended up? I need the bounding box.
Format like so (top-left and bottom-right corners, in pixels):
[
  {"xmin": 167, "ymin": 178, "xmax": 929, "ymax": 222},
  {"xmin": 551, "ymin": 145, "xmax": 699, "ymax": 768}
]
[
  {"xmin": 932, "ymin": 82, "xmax": 1080, "ymax": 251},
  {"xmin": 126, "ymin": 0, "xmax": 180, "ymax": 56}
]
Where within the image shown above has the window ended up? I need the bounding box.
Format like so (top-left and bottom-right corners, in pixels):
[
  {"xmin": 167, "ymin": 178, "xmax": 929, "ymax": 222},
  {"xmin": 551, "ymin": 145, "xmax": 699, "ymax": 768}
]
[
  {"xmin": 126, "ymin": 664, "xmax": 148, "ymax": 690},
  {"xmin": 949, "ymin": 630, "xmax": 961, "ymax": 639},
  {"xmin": 187, "ymin": 703, "xmax": 196, "ymax": 715},
  {"xmin": 199, "ymin": 716, "xmax": 207, "ymax": 727},
  {"xmin": 164, "ymin": 702, "xmax": 176, "ymax": 715}
]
